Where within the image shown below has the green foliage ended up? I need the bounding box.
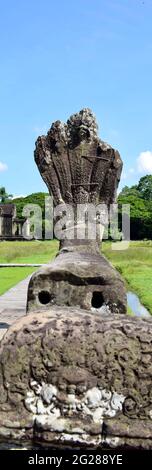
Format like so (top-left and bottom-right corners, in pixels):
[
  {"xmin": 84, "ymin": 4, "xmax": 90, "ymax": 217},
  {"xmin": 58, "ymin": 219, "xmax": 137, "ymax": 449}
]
[
  {"xmin": 12, "ymin": 192, "xmax": 49, "ymax": 219},
  {"xmin": 0, "ymin": 187, "xmax": 13, "ymax": 203},
  {"xmin": 137, "ymin": 175, "xmax": 152, "ymax": 200},
  {"xmin": 11, "ymin": 192, "xmax": 51, "ymax": 238},
  {"xmin": 119, "ymin": 185, "xmax": 139, "ymax": 198},
  {"xmin": 118, "ymin": 175, "xmax": 152, "ymax": 240}
]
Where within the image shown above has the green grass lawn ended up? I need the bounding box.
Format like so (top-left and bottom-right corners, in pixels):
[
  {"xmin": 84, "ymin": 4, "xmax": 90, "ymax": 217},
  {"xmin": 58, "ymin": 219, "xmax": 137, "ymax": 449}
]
[
  {"xmin": 0, "ymin": 267, "xmax": 37, "ymax": 295},
  {"xmin": 0, "ymin": 240, "xmax": 59, "ymax": 295},
  {"xmin": 102, "ymin": 240, "xmax": 152, "ymax": 314},
  {"xmin": 0, "ymin": 240, "xmax": 59, "ymax": 264}
]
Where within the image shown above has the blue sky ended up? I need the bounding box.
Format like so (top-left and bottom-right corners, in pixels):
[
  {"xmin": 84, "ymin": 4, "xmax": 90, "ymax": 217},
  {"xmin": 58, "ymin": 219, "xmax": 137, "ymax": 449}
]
[{"xmin": 0, "ymin": 0, "xmax": 152, "ymax": 196}]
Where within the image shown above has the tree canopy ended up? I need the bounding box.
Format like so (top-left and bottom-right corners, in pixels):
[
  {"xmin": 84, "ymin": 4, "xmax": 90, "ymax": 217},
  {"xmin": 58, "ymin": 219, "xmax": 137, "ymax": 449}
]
[
  {"xmin": 137, "ymin": 175, "xmax": 152, "ymax": 201},
  {"xmin": 0, "ymin": 187, "xmax": 13, "ymax": 203},
  {"xmin": 118, "ymin": 175, "xmax": 152, "ymax": 239},
  {"xmin": 12, "ymin": 192, "xmax": 49, "ymax": 219}
]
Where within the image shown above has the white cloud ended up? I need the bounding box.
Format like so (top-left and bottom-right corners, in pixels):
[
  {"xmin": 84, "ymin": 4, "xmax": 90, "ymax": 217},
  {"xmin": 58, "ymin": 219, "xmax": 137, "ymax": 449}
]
[
  {"xmin": 0, "ymin": 162, "xmax": 8, "ymax": 172},
  {"xmin": 137, "ymin": 151, "xmax": 152, "ymax": 174},
  {"xmin": 12, "ymin": 194, "xmax": 27, "ymax": 199}
]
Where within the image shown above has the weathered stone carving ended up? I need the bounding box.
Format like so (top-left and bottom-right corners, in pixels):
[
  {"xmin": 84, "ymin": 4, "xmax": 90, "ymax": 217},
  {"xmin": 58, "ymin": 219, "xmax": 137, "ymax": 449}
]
[
  {"xmin": 27, "ymin": 251, "xmax": 126, "ymax": 314},
  {"xmin": 27, "ymin": 109, "xmax": 127, "ymax": 314},
  {"xmin": 0, "ymin": 310, "xmax": 152, "ymax": 449},
  {"xmin": 0, "ymin": 109, "xmax": 151, "ymax": 450},
  {"xmin": 34, "ymin": 108, "xmax": 122, "ymax": 207}
]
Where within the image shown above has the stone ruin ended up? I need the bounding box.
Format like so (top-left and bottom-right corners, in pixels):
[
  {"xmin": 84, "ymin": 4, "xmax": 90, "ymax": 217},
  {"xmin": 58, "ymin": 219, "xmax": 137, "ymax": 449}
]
[
  {"xmin": 0, "ymin": 109, "xmax": 152, "ymax": 450},
  {"xmin": 0, "ymin": 204, "xmax": 29, "ymax": 240}
]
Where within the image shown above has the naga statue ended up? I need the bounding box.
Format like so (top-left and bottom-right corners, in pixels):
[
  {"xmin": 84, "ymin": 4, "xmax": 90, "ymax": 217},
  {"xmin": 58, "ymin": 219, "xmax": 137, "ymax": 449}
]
[
  {"xmin": 0, "ymin": 110, "xmax": 151, "ymax": 450},
  {"xmin": 27, "ymin": 108, "xmax": 126, "ymax": 315}
]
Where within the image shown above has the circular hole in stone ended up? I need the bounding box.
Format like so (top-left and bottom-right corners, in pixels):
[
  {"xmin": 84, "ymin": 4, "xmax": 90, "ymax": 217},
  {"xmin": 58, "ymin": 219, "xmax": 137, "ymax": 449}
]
[
  {"xmin": 91, "ymin": 291, "xmax": 104, "ymax": 309},
  {"xmin": 38, "ymin": 290, "xmax": 51, "ymax": 305}
]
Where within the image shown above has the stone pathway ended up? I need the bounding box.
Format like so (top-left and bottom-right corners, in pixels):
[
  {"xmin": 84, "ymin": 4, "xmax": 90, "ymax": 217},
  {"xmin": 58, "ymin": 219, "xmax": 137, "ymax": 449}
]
[{"xmin": 0, "ymin": 276, "xmax": 31, "ymax": 340}]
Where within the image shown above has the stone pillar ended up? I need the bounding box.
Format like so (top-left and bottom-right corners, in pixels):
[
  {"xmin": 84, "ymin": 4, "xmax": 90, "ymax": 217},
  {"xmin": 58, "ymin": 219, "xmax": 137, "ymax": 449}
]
[
  {"xmin": 18, "ymin": 223, "xmax": 22, "ymax": 236},
  {"xmin": 12, "ymin": 222, "xmax": 17, "ymax": 236},
  {"xmin": 22, "ymin": 219, "xmax": 30, "ymax": 239}
]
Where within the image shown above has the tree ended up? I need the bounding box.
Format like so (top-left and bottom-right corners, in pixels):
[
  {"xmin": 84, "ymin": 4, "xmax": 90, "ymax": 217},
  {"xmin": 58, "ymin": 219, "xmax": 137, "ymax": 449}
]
[
  {"xmin": 118, "ymin": 192, "xmax": 152, "ymax": 240},
  {"xmin": 12, "ymin": 192, "xmax": 49, "ymax": 219},
  {"xmin": 0, "ymin": 187, "xmax": 13, "ymax": 203},
  {"xmin": 137, "ymin": 175, "xmax": 152, "ymax": 201},
  {"xmin": 119, "ymin": 185, "xmax": 139, "ymax": 198},
  {"xmin": 12, "ymin": 192, "xmax": 50, "ymax": 239}
]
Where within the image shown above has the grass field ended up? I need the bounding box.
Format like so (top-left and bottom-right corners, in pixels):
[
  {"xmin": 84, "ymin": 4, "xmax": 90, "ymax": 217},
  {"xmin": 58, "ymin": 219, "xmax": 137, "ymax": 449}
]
[
  {"xmin": 0, "ymin": 241, "xmax": 59, "ymax": 295},
  {"xmin": 0, "ymin": 267, "xmax": 37, "ymax": 295},
  {"xmin": 0, "ymin": 240, "xmax": 59, "ymax": 264},
  {"xmin": 103, "ymin": 240, "xmax": 152, "ymax": 315}
]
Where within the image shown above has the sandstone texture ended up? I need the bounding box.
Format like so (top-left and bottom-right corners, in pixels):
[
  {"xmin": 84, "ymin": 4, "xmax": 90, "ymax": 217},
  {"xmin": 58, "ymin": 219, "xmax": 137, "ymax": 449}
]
[
  {"xmin": 0, "ymin": 308, "xmax": 152, "ymax": 449},
  {"xmin": 34, "ymin": 108, "xmax": 122, "ymax": 207},
  {"xmin": 27, "ymin": 108, "xmax": 127, "ymax": 315},
  {"xmin": 27, "ymin": 251, "xmax": 127, "ymax": 315}
]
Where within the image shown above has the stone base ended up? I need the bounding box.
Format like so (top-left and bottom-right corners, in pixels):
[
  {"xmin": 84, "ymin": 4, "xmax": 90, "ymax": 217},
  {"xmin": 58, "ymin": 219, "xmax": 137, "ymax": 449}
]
[
  {"xmin": 27, "ymin": 251, "xmax": 127, "ymax": 315},
  {"xmin": 0, "ymin": 307, "xmax": 152, "ymax": 449}
]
